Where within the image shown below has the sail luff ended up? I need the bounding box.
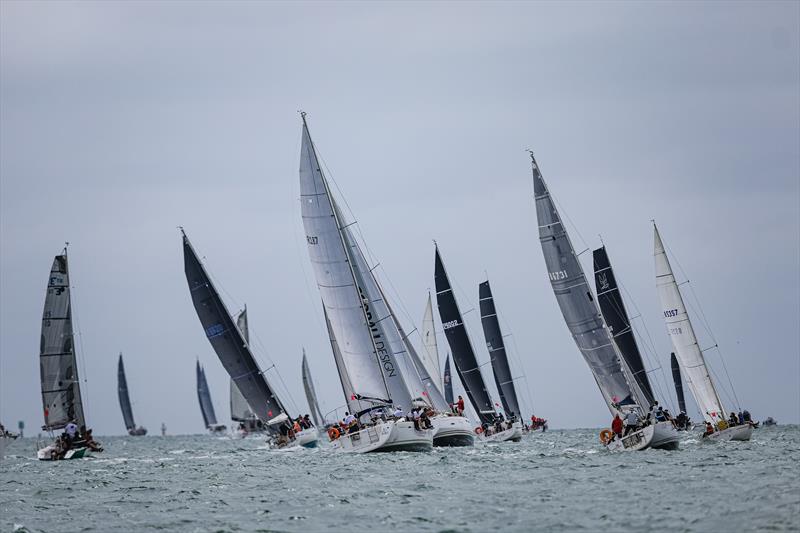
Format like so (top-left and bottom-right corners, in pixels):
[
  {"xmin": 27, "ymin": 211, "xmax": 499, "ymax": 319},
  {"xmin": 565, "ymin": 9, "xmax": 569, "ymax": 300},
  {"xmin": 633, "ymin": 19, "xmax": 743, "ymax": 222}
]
[
  {"xmin": 117, "ymin": 353, "xmax": 136, "ymax": 431},
  {"xmin": 670, "ymin": 352, "xmax": 687, "ymax": 414},
  {"xmin": 301, "ymin": 349, "xmax": 325, "ymax": 426},
  {"xmin": 479, "ymin": 280, "xmax": 522, "ymax": 418},
  {"xmin": 530, "ymin": 155, "xmax": 638, "ymax": 415},
  {"xmin": 182, "ymin": 232, "xmax": 288, "ymax": 427},
  {"xmin": 434, "ymin": 245, "xmax": 497, "ymax": 424},
  {"xmin": 654, "ymin": 224, "xmax": 725, "ymax": 422},
  {"xmin": 592, "ymin": 246, "xmax": 656, "ymax": 407},
  {"xmin": 39, "ymin": 250, "xmax": 86, "ymax": 431}
]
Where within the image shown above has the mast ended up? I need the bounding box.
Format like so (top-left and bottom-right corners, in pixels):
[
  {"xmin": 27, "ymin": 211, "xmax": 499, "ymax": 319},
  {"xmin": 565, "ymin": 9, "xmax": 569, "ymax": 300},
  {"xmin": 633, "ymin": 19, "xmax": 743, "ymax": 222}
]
[
  {"xmin": 434, "ymin": 244, "xmax": 497, "ymax": 424},
  {"xmin": 479, "ymin": 279, "xmax": 522, "ymax": 418},
  {"xmin": 301, "ymin": 349, "xmax": 326, "ymax": 426},
  {"xmin": 592, "ymin": 246, "xmax": 656, "ymax": 407},
  {"xmin": 443, "ymin": 354, "xmax": 454, "ymax": 405},
  {"xmin": 670, "ymin": 353, "xmax": 687, "ymax": 414},
  {"xmin": 654, "ymin": 223, "xmax": 725, "ymax": 422},
  {"xmin": 40, "ymin": 247, "xmax": 86, "ymax": 431},
  {"xmin": 182, "ymin": 231, "xmax": 288, "ymax": 426},
  {"xmin": 299, "ymin": 113, "xmax": 411, "ymax": 410},
  {"xmin": 117, "ymin": 353, "xmax": 136, "ymax": 431},
  {"xmin": 530, "ymin": 153, "xmax": 639, "ymax": 415},
  {"xmin": 196, "ymin": 360, "xmax": 218, "ymax": 428}
]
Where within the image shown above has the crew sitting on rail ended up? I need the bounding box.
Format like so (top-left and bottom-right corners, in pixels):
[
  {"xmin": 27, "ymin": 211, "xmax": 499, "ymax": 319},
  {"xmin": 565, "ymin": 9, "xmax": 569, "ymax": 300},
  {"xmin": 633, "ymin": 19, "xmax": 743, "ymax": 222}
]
[
  {"xmin": 728, "ymin": 412, "xmax": 739, "ymax": 427},
  {"xmin": 393, "ymin": 406, "xmax": 404, "ymax": 419}
]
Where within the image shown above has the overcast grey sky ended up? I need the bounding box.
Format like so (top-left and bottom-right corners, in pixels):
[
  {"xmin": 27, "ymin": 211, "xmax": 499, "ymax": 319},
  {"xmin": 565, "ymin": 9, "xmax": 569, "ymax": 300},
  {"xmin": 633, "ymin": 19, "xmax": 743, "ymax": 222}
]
[{"xmin": 1, "ymin": 1, "xmax": 798, "ymax": 435}]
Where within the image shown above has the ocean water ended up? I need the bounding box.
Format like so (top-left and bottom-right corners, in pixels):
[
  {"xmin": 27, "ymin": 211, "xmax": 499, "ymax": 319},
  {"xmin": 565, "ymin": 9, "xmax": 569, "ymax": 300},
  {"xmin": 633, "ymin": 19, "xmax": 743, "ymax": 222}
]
[{"xmin": 1, "ymin": 426, "xmax": 798, "ymax": 532}]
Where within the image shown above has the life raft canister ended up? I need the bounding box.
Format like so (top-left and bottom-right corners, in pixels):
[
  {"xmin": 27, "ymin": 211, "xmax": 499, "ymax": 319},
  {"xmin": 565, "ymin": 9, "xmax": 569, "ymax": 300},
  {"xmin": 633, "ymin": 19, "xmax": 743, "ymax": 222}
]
[
  {"xmin": 474, "ymin": 427, "xmax": 483, "ymax": 434},
  {"xmin": 328, "ymin": 427, "xmax": 340, "ymax": 441},
  {"xmin": 599, "ymin": 429, "xmax": 614, "ymax": 445}
]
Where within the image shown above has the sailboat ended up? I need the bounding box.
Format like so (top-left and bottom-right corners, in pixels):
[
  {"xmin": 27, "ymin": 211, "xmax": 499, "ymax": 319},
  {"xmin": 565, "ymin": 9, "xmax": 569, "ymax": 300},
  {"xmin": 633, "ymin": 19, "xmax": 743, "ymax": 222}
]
[
  {"xmin": 434, "ymin": 245, "xmax": 521, "ymax": 443},
  {"xmin": 183, "ymin": 231, "xmax": 318, "ymax": 448},
  {"xmin": 478, "ymin": 279, "xmax": 525, "ymax": 441},
  {"xmin": 196, "ymin": 360, "xmax": 226, "ymax": 434},
  {"xmin": 670, "ymin": 353, "xmax": 691, "ymax": 430},
  {"xmin": 118, "ymin": 353, "xmax": 147, "ymax": 436},
  {"xmin": 302, "ymin": 350, "xmax": 326, "ymax": 428},
  {"xmin": 654, "ymin": 224, "xmax": 751, "ymax": 441},
  {"xmin": 230, "ymin": 307, "xmax": 266, "ymax": 436},
  {"xmin": 37, "ymin": 247, "xmax": 102, "ymax": 460},
  {"xmin": 530, "ymin": 154, "xmax": 679, "ymax": 451},
  {"xmin": 443, "ymin": 355, "xmax": 454, "ymax": 405},
  {"xmin": 299, "ymin": 113, "xmax": 432, "ymax": 453}
]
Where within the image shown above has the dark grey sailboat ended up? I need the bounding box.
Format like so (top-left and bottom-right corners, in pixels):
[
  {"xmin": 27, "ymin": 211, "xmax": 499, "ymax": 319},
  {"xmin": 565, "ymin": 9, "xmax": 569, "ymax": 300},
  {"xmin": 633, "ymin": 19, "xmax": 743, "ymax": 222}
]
[
  {"xmin": 196, "ymin": 360, "xmax": 225, "ymax": 433},
  {"xmin": 670, "ymin": 353, "xmax": 686, "ymax": 415},
  {"xmin": 118, "ymin": 353, "xmax": 147, "ymax": 436},
  {"xmin": 479, "ymin": 280, "xmax": 522, "ymax": 420},
  {"xmin": 302, "ymin": 349, "xmax": 325, "ymax": 427},
  {"xmin": 443, "ymin": 355, "xmax": 453, "ymax": 406}
]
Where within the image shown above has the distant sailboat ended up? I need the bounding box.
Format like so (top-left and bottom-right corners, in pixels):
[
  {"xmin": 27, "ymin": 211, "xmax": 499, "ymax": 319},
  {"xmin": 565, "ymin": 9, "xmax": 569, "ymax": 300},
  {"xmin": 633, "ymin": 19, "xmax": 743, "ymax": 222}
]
[
  {"xmin": 299, "ymin": 113, "xmax": 432, "ymax": 452},
  {"xmin": 434, "ymin": 245, "xmax": 521, "ymax": 443},
  {"xmin": 443, "ymin": 355, "xmax": 454, "ymax": 406},
  {"xmin": 230, "ymin": 307, "xmax": 264, "ymax": 435},
  {"xmin": 654, "ymin": 224, "xmax": 751, "ymax": 441},
  {"xmin": 302, "ymin": 349, "xmax": 325, "ymax": 427},
  {"xmin": 118, "ymin": 353, "xmax": 147, "ymax": 436},
  {"xmin": 183, "ymin": 231, "xmax": 317, "ymax": 448},
  {"xmin": 37, "ymin": 247, "xmax": 102, "ymax": 460},
  {"xmin": 196, "ymin": 360, "xmax": 226, "ymax": 434},
  {"xmin": 530, "ymin": 154, "xmax": 678, "ymax": 451},
  {"xmin": 670, "ymin": 353, "xmax": 691, "ymax": 430}
]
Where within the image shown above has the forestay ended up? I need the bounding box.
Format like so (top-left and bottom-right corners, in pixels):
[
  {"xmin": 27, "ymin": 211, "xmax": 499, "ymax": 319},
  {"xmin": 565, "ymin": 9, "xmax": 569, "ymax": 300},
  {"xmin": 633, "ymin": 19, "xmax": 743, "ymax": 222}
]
[
  {"xmin": 654, "ymin": 224, "xmax": 725, "ymax": 422},
  {"xmin": 593, "ymin": 246, "xmax": 656, "ymax": 407},
  {"xmin": 299, "ymin": 115, "xmax": 411, "ymax": 411},
  {"xmin": 40, "ymin": 251, "xmax": 85, "ymax": 431},
  {"xmin": 196, "ymin": 361, "xmax": 218, "ymax": 428},
  {"xmin": 434, "ymin": 245, "xmax": 497, "ymax": 424},
  {"xmin": 479, "ymin": 280, "xmax": 522, "ymax": 418},
  {"xmin": 531, "ymin": 154, "xmax": 638, "ymax": 414},
  {"xmin": 117, "ymin": 353, "xmax": 136, "ymax": 431}
]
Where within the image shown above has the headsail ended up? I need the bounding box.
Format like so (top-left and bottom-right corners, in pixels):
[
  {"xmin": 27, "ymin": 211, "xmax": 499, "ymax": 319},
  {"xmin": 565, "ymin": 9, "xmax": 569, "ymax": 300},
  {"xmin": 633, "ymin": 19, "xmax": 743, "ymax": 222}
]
[
  {"xmin": 182, "ymin": 231, "xmax": 288, "ymax": 425},
  {"xmin": 299, "ymin": 114, "xmax": 412, "ymax": 411},
  {"xmin": 434, "ymin": 245, "xmax": 497, "ymax": 424},
  {"xmin": 670, "ymin": 353, "xmax": 687, "ymax": 414},
  {"xmin": 530, "ymin": 154, "xmax": 639, "ymax": 414},
  {"xmin": 196, "ymin": 360, "xmax": 218, "ymax": 428},
  {"xmin": 420, "ymin": 293, "xmax": 443, "ymax": 388},
  {"xmin": 479, "ymin": 280, "xmax": 522, "ymax": 418},
  {"xmin": 593, "ymin": 246, "xmax": 656, "ymax": 407},
  {"xmin": 230, "ymin": 307, "xmax": 256, "ymax": 422},
  {"xmin": 117, "ymin": 353, "xmax": 136, "ymax": 431},
  {"xmin": 443, "ymin": 354, "xmax": 454, "ymax": 405},
  {"xmin": 654, "ymin": 224, "xmax": 725, "ymax": 422},
  {"xmin": 40, "ymin": 250, "xmax": 85, "ymax": 431},
  {"xmin": 302, "ymin": 349, "xmax": 325, "ymax": 426}
]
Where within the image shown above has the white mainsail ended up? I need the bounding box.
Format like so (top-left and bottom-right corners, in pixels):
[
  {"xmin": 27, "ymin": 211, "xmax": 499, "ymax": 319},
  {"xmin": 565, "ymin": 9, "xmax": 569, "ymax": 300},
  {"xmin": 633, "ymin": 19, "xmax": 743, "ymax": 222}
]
[
  {"xmin": 420, "ymin": 292, "xmax": 443, "ymax": 389},
  {"xmin": 299, "ymin": 115, "xmax": 412, "ymax": 410},
  {"xmin": 654, "ymin": 224, "xmax": 726, "ymax": 423}
]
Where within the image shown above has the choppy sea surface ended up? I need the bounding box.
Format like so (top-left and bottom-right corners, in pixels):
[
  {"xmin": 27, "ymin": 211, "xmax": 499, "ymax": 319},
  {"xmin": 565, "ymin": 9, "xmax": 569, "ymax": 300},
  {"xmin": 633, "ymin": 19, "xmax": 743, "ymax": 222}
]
[{"xmin": 1, "ymin": 426, "xmax": 798, "ymax": 532}]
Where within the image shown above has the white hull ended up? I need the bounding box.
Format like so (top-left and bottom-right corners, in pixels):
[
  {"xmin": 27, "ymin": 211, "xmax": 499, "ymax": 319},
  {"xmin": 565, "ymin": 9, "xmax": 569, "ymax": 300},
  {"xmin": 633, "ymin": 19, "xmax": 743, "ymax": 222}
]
[
  {"xmin": 478, "ymin": 421, "xmax": 523, "ymax": 443},
  {"xmin": 36, "ymin": 445, "xmax": 89, "ymax": 461},
  {"xmin": 704, "ymin": 424, "xmax": 752, "ymax": 442},
  {"xmin": 431, "ymin": 415, "xmax": 474, "ymax": 447},
  {"xmin": 331, "ymin": 420, "xmax": 432, "ymax": 453},
  {"xmin": 606, "ymin": 421, "xmax": 680, "ymax": 452}
]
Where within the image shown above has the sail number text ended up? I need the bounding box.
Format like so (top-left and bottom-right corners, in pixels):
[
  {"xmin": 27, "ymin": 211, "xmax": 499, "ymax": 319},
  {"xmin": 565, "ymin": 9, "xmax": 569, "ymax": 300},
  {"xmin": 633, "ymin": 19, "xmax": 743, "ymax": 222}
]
[
  {"xmin": 306, "ymin": 236, "xmax": 318, "ymax": 245},
  {"xmin": 442, "ymin": 320, "xmax": 459, "ymax": 330},
  {"xmin": 549, "ymin": 270, "xmax": 568, "ymax": 281},
  {"xmin": 663, "ymin": 309, "xmax": 679, "ymax": 318}
]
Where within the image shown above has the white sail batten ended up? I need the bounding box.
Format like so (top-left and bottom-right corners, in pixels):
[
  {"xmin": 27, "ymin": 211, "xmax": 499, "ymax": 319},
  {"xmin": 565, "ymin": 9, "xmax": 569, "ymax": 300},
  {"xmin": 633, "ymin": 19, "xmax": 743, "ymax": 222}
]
[{"xmin": 654, "ymin": 225, "xmax": 725, "ymax": 423}]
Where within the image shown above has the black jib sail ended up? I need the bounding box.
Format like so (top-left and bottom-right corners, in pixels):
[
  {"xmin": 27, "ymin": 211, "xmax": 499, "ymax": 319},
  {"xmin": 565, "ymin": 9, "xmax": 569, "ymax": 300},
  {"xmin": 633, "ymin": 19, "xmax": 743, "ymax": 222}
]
[
  {"xmin": 592, "ymin": 246, "xmax": 656, "ymax": 407},
  {"xmin": 479, "ymin": 280, "xmax": 522, "ymax": 418},
  {"xmin": 117, "ymin": 353, "xmax": 136, "ymax": 432},
  {"xmin": 670, "ymin": 353, "xmax": 687, "ymax": 414},
  {"xmin": 182, "ymin": 231, "xmax": 288, "ymax": 426},
  {"xmin": 434, "ymin": 245, "xmax": 496, "ymax": 424},
  {"xmin": 443, "ymin": 355, "xmax": 454, "ymax": 405},
  {"xmin": 196, "ymin": 361, "xmax": 218, "ymax": 428}
]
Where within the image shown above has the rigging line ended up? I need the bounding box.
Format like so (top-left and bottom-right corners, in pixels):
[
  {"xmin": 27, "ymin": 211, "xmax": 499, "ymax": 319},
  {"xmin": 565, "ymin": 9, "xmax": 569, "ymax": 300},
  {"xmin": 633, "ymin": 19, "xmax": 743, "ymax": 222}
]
[{"xmin": 68, "ymin": 279, "xmax": 91, "ymax": 424}]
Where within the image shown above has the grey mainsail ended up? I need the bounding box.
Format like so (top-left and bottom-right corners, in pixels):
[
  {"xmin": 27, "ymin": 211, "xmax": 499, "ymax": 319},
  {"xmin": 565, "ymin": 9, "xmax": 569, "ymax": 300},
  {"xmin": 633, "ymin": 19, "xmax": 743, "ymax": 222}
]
[
  {"xmin": 530, "ymin": 154, "xmax": 641, "ymax": 414},
  {"xmin": 230, "ymin": 308, "xmax": 256, "ymax": 422},
  {"xmin": 117, "ymin": 353, "xmax": 136, "ymax": 432},
  {"xmin": 593, "ymin": 246, "xmax": 656, "ymax": 407},
  {"xmin": 443, "ymin": 355, "xmax": 454, "ymax": 405},
  {"xmin": 196, "ymin": 360, "xmax": 218, "ymax": 428},
  {"xmin": 182, "ymin": 231, "xmax": 288, "ymax": 426},
  {"xmin": 302, "ymin": 349, "xmax": 325, "ymax": 426},
  {"xmin": 479, "ymin": 280, "xmax": 522, "ymax": 418},
  {"xmin": 40, "ymin": 250, "xmax": 85, "ymax": 431},
  {"xmin": 299, "ymin": 114, "xmax": 412, "ymax": 412},
  {"xmin": 324, "ymin": 306, "xmax": 358, "ymax": 414},
  {"xmin": 434, "ymin": 245, "xmax": 497, "ymax": 424}
]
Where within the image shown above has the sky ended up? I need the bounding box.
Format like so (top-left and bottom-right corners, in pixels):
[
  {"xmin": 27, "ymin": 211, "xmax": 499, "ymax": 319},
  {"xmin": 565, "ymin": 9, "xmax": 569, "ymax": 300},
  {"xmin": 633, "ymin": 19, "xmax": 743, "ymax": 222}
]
[{"xmin": 1, "ymin": 1, "xmax": 798, "ymax": 436}]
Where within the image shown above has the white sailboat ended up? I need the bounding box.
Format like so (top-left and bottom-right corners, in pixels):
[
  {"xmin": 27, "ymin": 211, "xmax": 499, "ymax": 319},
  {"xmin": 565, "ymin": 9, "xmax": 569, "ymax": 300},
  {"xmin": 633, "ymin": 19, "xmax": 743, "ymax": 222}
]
[
  {"xmin": 654, "ymin": 224, "xmax": 751, "ymax": 441},
  {"xmin": 299, "ymin": 113, "xmax": 432, "ymax": 453}
]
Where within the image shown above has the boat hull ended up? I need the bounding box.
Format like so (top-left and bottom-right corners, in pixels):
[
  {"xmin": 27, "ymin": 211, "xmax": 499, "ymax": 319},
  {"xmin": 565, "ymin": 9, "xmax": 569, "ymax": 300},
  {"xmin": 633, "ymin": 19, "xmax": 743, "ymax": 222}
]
[
  {"xmin": 37, "ymin": 445, "xmax": 88, "ymax": 461},
  {"xmin": 431, "ymin": 415, "xmax": 474, "ymax": 447},
  {"xmin": 478, "ymin": 421, "xmax": 523, "ymax": 443},
  {"xmin": 704, "ymin": 424, "xmax": 752, "ymax": 442},
  {"xmin": 606, "ymin": 421, "xmax": 680, "ymax": 452},
  {"xmin": 295, "ymin": 428, "xmax": 319, "ymax": 448},
  {"xmin": 331, "ymin": 420, "xmax": 432, "ymax": 453}
]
